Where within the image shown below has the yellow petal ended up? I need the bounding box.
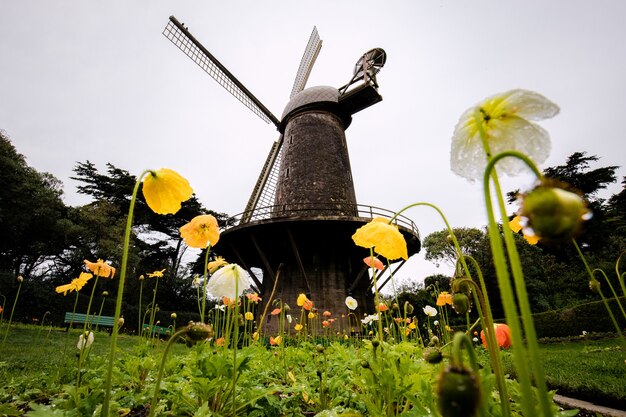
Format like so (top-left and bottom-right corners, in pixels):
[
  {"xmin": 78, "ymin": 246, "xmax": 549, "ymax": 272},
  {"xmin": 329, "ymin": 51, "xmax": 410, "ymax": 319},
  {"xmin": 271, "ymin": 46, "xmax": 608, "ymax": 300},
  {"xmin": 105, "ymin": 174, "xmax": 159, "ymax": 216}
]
[
  {"xmin": 352, "ymin": 217, "xmax": 408, "ymax": 260},
  {"xmin": 180, "ymin": 214, "xmax": 220, "ymax": 248},
  {"xmin": 55, "ymin": 283, "xmax": 74, "ymax": 295},
  {"xmin": 142, "ymin": 168, "xmax": 193, "ymax": 215},
  {"xmin": 509, "ymin": 216, "xmax": 523, "ymax": 233}
]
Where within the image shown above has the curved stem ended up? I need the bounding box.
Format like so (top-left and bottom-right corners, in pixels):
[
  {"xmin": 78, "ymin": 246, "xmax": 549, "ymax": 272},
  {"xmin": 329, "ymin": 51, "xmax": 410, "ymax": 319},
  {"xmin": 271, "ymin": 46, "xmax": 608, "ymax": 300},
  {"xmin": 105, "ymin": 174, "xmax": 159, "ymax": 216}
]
[
  {"xmin": 593, "ymin": 269, "xmax": 626, "ymax": 319},
  {"xmin": 389, "ymin": 201, "xmax": 509, "ymax": 416},
  {"xmin": 484, "ymin": 150, "xmax": 553, "ymax": 416},
  {"xmin": 615, "ymin": 251, "xmax": 626, "ymax": 299},
  {"xmin": 201, "ymin": 246, "xmax": 211, "ymax": 323},
  {"xmin": 148, "ymin": 328, "xmax": 189, "ymax": 417},
  {"xmin": 573, "ymin": 240, "xmax": 625, "ymax": 341},
  {"xmin": 138, "ymin": 281, "xmax": 143, "ymax": 335},
  {"xmin": 2, "ymin": 281, "xmax": 22, "ymax": 344},
  {"xmin": 102, "ymin": 169, "xmax": 148, "ymax": 417}
]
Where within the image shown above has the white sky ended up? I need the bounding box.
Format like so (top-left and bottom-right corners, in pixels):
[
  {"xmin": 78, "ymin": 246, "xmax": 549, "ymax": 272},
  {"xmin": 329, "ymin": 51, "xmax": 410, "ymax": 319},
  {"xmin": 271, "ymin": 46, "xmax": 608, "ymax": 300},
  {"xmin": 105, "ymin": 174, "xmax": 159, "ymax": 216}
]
[{"xmin": 1, "ymin": 1, "xmax": 624, "ymax": 287}]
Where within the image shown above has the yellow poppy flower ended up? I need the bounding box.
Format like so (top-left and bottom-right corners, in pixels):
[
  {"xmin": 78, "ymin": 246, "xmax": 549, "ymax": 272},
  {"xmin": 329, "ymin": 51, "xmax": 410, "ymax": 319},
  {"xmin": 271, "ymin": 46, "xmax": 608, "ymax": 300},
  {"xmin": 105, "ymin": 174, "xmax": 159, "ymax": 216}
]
[
  {"xmin": 352, "ymin": 217, "xmax": 408, "ymax": 261},
  {"xmin": 509, "ymin": 216, "xmax": 540, "ymax": 245},
  {"xmin": 179, "ymin": 214, "xmax": 220, "ymax": 249},
  {"xmin": 142, "ymin": 168, "xmax": 193, "ymax": 215},
  {"xmin": 297, "ymin": 293, "xmax": 308, "ymax": 307},
  {"xmin": 294, "ymin": 323, "xmax": 304, "ymax": 331},
  {"xmin": 269, "ymin": 335, "xmax": 282, "ymax": 346},
  {"xmin": 451, "ymin": 89, "xmax": 559, "ymax": 181},
  {"xmin": 308, "ymin": 312, "xmax": 315, "ymax": 319},
  {"xmin": 55, "ymin": 272, "xmax": 93, "ymax": 296},
  {"xmin": 436, "ymin": 291, "xmax": 453, "ymax": 306},
  {"xmin": 244, "ymin": 312, "xmax": 254, "ymax": 321},
  {"xmin": 207, "ymin": 256, "xmax": 227, "ymax": 274},
  {"xmin": 147, "ymin": 269, "xmax": 166, "ymax": 278},
  {"xmin": 84, "ymin": 259, "xmax": 115, "ymax": 279}
]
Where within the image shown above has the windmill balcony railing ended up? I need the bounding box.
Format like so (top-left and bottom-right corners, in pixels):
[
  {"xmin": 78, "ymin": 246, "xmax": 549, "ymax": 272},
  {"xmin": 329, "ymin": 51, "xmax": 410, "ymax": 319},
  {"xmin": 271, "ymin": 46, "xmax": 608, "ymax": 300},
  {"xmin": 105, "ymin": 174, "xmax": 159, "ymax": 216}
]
[{"xmin": 224, "ymin": 203, "xmax": 419, "ymax": 239}]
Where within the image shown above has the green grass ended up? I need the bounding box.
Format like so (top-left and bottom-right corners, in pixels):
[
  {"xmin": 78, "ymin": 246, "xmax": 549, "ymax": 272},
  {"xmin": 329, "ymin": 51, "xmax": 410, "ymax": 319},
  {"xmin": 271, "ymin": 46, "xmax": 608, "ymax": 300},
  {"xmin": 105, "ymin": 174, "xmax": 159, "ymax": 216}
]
[
  {"xmin": 500, "ymin": 337, "xmax": 626, "ymax": 410},
  {"xmin": 1, "ymin": 324, "xmax": 624, "ymax": 416}
]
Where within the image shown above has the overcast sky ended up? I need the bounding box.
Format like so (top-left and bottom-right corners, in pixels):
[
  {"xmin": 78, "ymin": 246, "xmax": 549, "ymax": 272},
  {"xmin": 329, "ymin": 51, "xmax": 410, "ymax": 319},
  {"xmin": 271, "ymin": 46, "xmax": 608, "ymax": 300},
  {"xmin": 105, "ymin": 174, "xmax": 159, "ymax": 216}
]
[{"xmin": 1, "ymin": 1, "xmax": 624, "ymax": 286}]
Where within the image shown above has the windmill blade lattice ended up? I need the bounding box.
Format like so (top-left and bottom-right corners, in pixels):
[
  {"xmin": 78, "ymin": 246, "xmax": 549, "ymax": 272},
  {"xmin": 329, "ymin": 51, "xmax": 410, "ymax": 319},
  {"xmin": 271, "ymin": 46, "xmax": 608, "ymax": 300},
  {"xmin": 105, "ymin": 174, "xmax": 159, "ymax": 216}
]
[
  {"xmin": 289, "ymin": 27, "xmax": 322, "ymax": 99},
  {"xmin": 163, "ymin": 16, "xmax": 279, "ymax": 126}
]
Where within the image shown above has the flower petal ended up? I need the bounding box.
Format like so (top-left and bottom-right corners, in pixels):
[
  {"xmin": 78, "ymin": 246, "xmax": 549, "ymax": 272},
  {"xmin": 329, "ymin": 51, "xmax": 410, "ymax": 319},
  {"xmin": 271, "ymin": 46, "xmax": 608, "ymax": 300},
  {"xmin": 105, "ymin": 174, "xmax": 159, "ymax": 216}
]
[{"xmin": 142, "ymin": 168, "xmax": 193, "ymax": 215}]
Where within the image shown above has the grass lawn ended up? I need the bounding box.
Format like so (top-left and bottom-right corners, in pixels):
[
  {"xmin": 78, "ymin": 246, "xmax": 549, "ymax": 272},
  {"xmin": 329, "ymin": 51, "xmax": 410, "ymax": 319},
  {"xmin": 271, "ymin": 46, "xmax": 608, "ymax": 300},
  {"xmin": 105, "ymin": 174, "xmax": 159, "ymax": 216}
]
[
  {"xmin": 1, "ymin": 324, "xmax": 624, "ymax": 416},
  {"xmin": 500, "ymin": 336, "xmax": 626, "ymax": 411}
]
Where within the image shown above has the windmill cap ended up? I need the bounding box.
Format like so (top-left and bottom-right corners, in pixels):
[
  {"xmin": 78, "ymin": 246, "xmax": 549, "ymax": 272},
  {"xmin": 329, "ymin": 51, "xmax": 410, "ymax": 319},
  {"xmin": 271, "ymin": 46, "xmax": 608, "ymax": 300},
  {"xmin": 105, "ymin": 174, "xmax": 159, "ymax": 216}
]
[{"xmin": 281, "ymin": 85, "xmax": 339, "ymax": 121}]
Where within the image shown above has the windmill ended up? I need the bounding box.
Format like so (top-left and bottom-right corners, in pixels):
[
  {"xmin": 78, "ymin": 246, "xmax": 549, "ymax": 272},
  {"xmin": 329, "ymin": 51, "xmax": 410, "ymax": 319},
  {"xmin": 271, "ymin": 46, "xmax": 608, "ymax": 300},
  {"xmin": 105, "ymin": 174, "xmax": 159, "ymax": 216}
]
[{"xmin": 163, "ymin": 16, "xmax": 420, "ymax": 330}]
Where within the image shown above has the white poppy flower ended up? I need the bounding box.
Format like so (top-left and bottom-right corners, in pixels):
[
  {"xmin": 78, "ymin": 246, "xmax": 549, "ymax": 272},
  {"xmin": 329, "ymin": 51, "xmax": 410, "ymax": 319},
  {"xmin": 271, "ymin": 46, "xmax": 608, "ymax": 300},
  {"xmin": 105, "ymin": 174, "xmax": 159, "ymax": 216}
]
[
  {"xmin": 450, "ymin": 89, "xmax": 559, "ymax": 181},
  {"xmin": 77, "ymin": 331, "xmax": 94, "ymax": 350},
  {"xmin": 423, "ymin": 305, "xmax": 438, "ymax": 317},
  {"xmin": 345, "ymin": 296, "xmax": 358, "ymax": 310},
  {"xmin": 206, "ymin": 264, "xmax": 251, "ymax": 299}
]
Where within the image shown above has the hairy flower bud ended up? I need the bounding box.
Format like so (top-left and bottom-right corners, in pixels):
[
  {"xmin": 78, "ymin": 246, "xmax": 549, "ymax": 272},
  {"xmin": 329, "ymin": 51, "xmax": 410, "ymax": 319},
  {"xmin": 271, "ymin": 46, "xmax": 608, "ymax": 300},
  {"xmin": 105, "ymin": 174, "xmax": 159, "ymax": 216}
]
[
  {"xmin": 186, "ymin": 321, "xmax": 214, "ymax": 342},
  {"xmin": 521, "ymin": 184, "xmax": 590, "ymax": 241},
  {"xmin": 436, "ymin": 366, "xmax": 482, "ymax": 417},
  {"xmin": 589, "ymin": 279, "xmax": 601, "ymax": 294},
  {"xmin": 423, "ymin": 347, "xmax": 443, "ymax": 364},
  {"xmin": 452, "ymin": 293, "xmax": 471, "ymax": 314}
]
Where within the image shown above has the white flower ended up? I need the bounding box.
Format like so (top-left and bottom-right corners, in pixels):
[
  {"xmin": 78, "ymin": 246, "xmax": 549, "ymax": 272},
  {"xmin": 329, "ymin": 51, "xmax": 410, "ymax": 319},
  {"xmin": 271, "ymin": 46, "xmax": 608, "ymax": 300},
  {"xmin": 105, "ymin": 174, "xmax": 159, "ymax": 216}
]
[
  {"xmin": 473, "ymin": 337, "xmax": 479, "ymax": 343},
  {"xmin": 77, "ymin": 331, "xmax": 94, "ymax": 350},
  {"xmin": 215, "ymin": 304, "xmax": 226, "ymax": 312},
  {"xmin": 361, "ymin": 314, "xmax": 379, "ymax": 325},
  {"xmin": 206, "ymin": 264, "xmax": 251, "ymax": 299},
  {"xmin": 433, "ymin": 320, "xmax": 439, "ymax": 326},
  {"xmin": 345, "ymin": 296, "xmax": 358, "ymax": 310},
  {"xmin": 450, "ymin": 89, "xmax": 559, "ymax": 181},
  {"xmin": 423, "ymin": 305, "xmax": 438, "ymax": 317},
  {"xmin": 286, "ymin": 314, "xmax": 293, "ymax": 324}
]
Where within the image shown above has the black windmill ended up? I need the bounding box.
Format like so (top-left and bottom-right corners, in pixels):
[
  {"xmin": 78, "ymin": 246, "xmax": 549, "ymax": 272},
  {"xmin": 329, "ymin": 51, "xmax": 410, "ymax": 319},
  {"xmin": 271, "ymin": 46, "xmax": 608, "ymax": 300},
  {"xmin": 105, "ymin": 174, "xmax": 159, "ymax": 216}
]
[{"xmin": 163, "ymin": 17, "xmax": 420, "ymax": 330}]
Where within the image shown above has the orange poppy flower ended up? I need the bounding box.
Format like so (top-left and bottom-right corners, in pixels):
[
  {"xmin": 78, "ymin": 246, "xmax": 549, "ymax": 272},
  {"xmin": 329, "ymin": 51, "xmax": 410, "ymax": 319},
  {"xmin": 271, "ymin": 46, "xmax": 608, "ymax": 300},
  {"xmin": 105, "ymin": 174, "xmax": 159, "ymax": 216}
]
[
  {"xmin": 481, "ymin": 323, "xmax": 512, "ymax": 349},
  {"xmin": 436, "ymin": 291, "xmax": 453, "ymax": 306},
  {"xmin": 363, "ymin": 256, "xmax": 384, "ymax": 271},
  {"xmin": 271, "ymin": 308, "xmax": 281, "ymax": 316}
]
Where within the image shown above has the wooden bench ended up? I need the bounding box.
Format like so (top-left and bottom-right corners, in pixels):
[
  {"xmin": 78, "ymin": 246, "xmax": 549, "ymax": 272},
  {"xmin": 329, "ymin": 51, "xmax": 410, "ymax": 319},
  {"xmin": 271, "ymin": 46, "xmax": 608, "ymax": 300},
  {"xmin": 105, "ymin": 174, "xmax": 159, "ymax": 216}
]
[
  {"xmin": 64, "ymin": 312, "xmax": 115, "ymax": 331},
  {"xmin": 142, "ymin": 323, "xmax": 172, "ymax": 336}
]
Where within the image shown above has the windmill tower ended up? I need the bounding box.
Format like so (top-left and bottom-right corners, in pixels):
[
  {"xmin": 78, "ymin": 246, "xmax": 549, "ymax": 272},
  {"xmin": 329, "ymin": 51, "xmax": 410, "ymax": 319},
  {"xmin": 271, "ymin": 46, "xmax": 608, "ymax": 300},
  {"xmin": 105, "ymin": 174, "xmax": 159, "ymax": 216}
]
[{"xmin": 163, "ymin": 17, "xmax": 420, "ymax": 330}]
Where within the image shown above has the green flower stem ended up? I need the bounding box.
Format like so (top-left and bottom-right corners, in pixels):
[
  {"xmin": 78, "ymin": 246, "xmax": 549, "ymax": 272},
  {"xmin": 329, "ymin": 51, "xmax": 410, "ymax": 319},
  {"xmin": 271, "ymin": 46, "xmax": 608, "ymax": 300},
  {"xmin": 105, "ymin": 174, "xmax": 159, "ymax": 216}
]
[
  {"xmin": 96, "ymin": 297, "xmax": 106, "ymax": 333},
  {"xmin": 200, "ymin": 246, "xmax": 211, "ymax": 323},
  {"xmin": 147, "ymin": 277, "xmax": 160, "ymax": 339},
  {"xmin": 37, "ymin": 311, "xmax": 50, "ymax": 338},
  {"xmin": 148, "ymin": 327, "xmax": 189, "ymax": 417},
  {"xmin": 391, "ymin": 201, "xmax": 509, "ymax": 417},
  {"xmin": 0, "ymin": 293, "xmax": 6, "ymax": 323},
  {"xmin": 77, "ymin": 274, "xmax": 99, "ymax": 388},
  {"xmin": 615, "ymin": 252, "xmax": 626, "ymax": 298},
  {"xmin": 138, "ymin": 280, "xmax": 144, "ymax": 335},
  {"xmin": 369, "ymin": 248, "xmax": 384, "ymax": 341},
  {"xmin": 483, "ymin": 151, "xmax": 552, "ymax": 416},
  {"xmin": 573, "ymin": 240, "xmax": 625, "ymax": 341},
  {"xmin": 593, "ymin": 269, "xmax": 626, "ymax": 319},
  {"xmin": 232, "ymin": 281, "xmax": 239, "ymax": 416},
  {"xmin": 2, "ymin": 279, "xmax": 23, "ymax": 344},
  {"xmin": 102, "ymin": 169, "xmax": 148, "ymax": 417}
]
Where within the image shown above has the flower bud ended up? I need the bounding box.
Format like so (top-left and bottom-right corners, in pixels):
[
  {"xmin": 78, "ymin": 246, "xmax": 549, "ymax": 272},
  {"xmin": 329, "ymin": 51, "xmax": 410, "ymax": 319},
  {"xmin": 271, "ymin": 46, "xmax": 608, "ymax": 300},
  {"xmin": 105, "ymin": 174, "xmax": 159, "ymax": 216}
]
[
  {"xmin": 186, "ymin": 321, "xmax": 214, "ymax": 342},
  {"xmin": 589, "ymin": 279, "xmax": 601, "ymax": 294},
  {"xmin": 404, "ymin": 302, "xmax": 414, "ymax": 315},
  {"xmin": 102, "ymin": 291, "xmax": 109, "ymax": 297},
  {"xmin": 521, "ymin": 185, "xmax": 590, "ymax": 241},
  {"xmin": 429, "ymin": 336, "xmax": 440, "ymax": 346},
  {"xmin": 316, "ymin": 344, "xmax": 325, "ymax": 353},
  {"xmin": 452, "ymin": 293, "xmax": 471, "ymax": 314},
  {"xmin": 171, "ymin": 313, "xmax": 177, "ymax": 319},
  {"xmin": 360, "ymin": 360, "xmax": 370, "ymax": 369},
  {"xmin": 436, "ymin": 365, "xmax": 481, "ymax": 417},
  {"xmin": 423, "ymin": 347, "xmax": 443, "ymax": 364},
  {"xmin": 17, "ymin": 275, "xmax": 24, "ymax": 283}
]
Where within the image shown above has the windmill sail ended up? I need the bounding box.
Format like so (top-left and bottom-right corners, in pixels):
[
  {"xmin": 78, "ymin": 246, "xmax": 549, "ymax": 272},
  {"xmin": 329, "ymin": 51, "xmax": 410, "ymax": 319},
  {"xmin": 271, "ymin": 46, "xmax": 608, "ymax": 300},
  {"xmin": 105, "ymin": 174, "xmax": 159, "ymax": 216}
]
[
  {"xmin": 290, "ymin": 27, "xmax": 323, "ymax": 99},
  {"xmin": 242, "ymin": 27, "xmax": 323, "ymax": 221},
  {"xmin": 241, "ymin": 135, "xmax": 284, "ymax": 223},
  {"xmin": 163, "ymin": 16, "xmax": 279, "ymax": 127}
]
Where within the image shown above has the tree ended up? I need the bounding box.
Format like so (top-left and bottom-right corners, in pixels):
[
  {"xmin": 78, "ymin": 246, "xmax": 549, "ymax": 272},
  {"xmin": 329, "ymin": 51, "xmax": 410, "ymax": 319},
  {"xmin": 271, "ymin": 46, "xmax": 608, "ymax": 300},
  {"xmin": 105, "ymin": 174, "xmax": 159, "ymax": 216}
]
[
  {"xmin": 422, "ymin": 228, "xmax": 486, "ymax": 268},
  {"xmin": 0, "ymin": 131, "xmax": 70, "ymax": 276}
]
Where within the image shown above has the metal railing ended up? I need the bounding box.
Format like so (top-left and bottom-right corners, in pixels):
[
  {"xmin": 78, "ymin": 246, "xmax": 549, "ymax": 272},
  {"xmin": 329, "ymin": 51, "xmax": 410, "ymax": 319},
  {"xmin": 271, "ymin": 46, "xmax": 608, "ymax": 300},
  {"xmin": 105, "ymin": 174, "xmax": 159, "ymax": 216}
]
[{"xmin": 224, "ymin": 203, "xmax": 420, "ymax": 238}]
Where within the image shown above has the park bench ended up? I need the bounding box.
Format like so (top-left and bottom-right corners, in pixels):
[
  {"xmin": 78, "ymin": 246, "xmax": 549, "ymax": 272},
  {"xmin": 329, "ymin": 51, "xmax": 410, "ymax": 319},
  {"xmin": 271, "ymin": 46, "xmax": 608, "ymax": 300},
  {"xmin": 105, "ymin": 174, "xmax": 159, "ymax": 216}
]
[
  {"xmin": 64, "ymin": 312, "xmax": 115, "ymax": 332},
  {"xmin": 142, "ymin": 323, "xmax": 172, "ymax": 336}
]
